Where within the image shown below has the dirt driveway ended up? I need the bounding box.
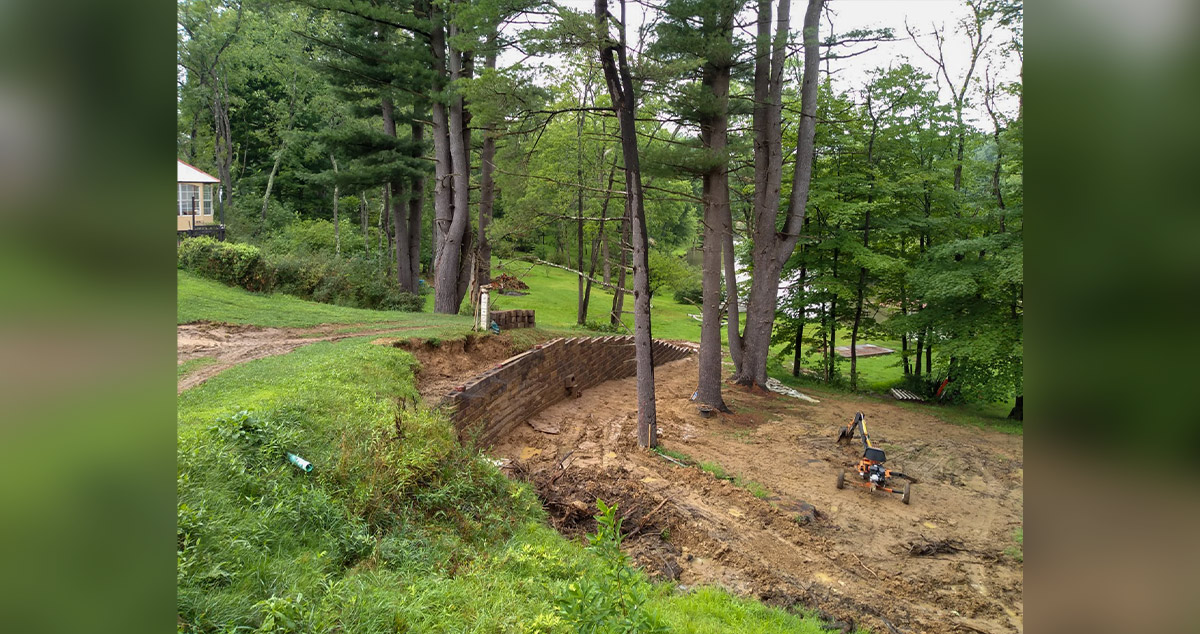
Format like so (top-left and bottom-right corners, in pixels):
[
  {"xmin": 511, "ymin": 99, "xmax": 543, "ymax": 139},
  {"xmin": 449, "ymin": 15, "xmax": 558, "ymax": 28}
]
[
  {"xmin": 483, "ymin": 355, "xmax": 1023, "ymax": 634},
  {"xmin": 177, "ymin": 321, "xmax": 431, "ymax": 393}
]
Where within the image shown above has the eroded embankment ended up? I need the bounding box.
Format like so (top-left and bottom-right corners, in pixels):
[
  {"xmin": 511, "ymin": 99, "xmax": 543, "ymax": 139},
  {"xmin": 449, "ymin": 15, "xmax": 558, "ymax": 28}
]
[{"xmin": 418, "ymin": 346, "xmax": 1022, "ymax": 634}]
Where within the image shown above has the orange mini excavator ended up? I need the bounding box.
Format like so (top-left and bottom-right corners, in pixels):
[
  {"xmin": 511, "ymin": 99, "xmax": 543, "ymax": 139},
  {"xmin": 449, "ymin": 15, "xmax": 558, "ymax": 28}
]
[{"xmin": 835, "ymin": 412, "xmax": 916, "ymax": 504}]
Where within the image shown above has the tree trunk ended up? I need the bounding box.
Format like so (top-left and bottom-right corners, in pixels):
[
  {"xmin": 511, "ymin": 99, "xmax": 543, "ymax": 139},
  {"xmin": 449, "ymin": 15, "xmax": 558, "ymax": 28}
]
[
  {"xmin": 576, "ymin": 107, "xmax": 587, "ymax": 325},
  {"xmin": 260, "ymin": 144, "xmax": 285, "ymax": 222},
  {"xmin": 915, "ymin": 331, "xmax": 924, "ymax": 377},
  {"xmin": 212, "ymin": 70, "xmax": 234, "ymax": 227},
  {"xmin": 432, "ymin": 8, "xmax": 471, "ymax": 314},
  {"xmin": 1008, "ymin": 395, "xmax": 1023, "ymax": 421},
  {"xmin": 697, "ymin": 174, "xmax": 727, "ymax": 410},
  {"xmin": 379, "ymin": 186, "xmax": 390, "ymax": 257},
  {"xmin": 582, "ymin": 165, "xmax": 616, "ymax": 323},
  {"xmin": 850, "ymin": 267, "xmax": 865, "ymax": 390},
  {"xmin": 430, "ymin": 4, "xmax": 450, "ymax": 286},
  {"xmin": 360, "ymin": 191, "xmax": 369, "ymax": 252},
  {"xmin": 611, "ymin": 197, "xmax": 630, "ymax": 326},
  {"xmin": 597, "ymin": 0, "xmax": 655, "ymax": 448},
  {"xmin": 733, "ymin": 0, "xmax": 823, "ymax": 387},
  {"xmin": 818, "ymin": 300, "xmax": 828, "ymax": 380},
  {"xmin": 454, "ymin": 41, "xmax": 476, "ymax": 309},
  {"xmin": 723, "ymin": 210, "xmax": 742, "ymax": 372},
  {"xmin": 695, "ymin": 20, "xmax": 734, "ymax": 410},
  {"xmin": 474, "ymin": 46, "xmax": 497, "ymax": 296},
  {"xmin": 901, "ymin": 283, "xmax": 910, "ymax": 375},
  {"xmin": 828, "ymin": 247, "xmax": 839, "ymax": 383},
  {"xmin": 601, "ymin": 228, "xmax": 611, "ymax": 284},
  {"xmin": 330, "ymin": 154, "xmax": 340, "ymax": 257},
  {"xmin": 409, "ymin": 111, "xmax": 425, "ymax": 284},
  {"xmin": 792, "ymin": 264, "xmax": 807, "ymax": 378},
  {"xmin": 383, "ymin": 96, "xmax": 414, "ymax": 291}
]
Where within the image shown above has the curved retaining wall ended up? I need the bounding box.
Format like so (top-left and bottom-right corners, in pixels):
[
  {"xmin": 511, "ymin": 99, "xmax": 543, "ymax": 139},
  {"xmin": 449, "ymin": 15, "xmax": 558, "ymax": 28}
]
[{"xmin": 441, "ymin": 336, "xmax": 695, "ymax": 446}]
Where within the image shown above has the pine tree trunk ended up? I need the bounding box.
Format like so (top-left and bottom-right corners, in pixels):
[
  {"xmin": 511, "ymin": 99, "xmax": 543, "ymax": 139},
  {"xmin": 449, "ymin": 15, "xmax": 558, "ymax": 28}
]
[
  {"xmin": 697, "ymin": 175, "xmax": 727, "ymax": 410},
  {"xmin": 695, "ymin": 11, "xmax": 734, "ymax": 411},
  {"xmin": 733, "ymin": 0, "xmax": 823, "ymax": 388},
  {"xmin": 383, "ymin": 96, "xmax": 413, "ymax": 291},
  {"xmin": 431, "ymin": 8, "xmax": 469, "ymax": 314},
  {"xmin": 723, "ymin": 211, "xmax": 742, "ymax": 372},
  {"xmin": 474, "ymin": 46, "xmax": 497, "ymax": 295},
  {"xmin": 408, "ymin": 113, "xmax": 425, "ymax": 284},
  {"xmin": 598, "ymin": 0, "xmax": 655, "ymax": 447}
]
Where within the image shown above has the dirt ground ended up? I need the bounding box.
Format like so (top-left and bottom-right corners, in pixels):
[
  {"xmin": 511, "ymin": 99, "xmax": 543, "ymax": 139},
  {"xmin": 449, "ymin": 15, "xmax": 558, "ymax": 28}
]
[
  {"xmin": 179, "ymin": 326, "xmax": 1023, "ymax": 632},
  {"xmin": 468, "ymin": 354, "xmax": 1022, "ymax": 634},
  {"xmin": 373, "ymin": 333, "xmax": 520, "ymax": 403},
  {"xmin": 176, "ymin": 321, "xmax": 435, "ymax": 393}
]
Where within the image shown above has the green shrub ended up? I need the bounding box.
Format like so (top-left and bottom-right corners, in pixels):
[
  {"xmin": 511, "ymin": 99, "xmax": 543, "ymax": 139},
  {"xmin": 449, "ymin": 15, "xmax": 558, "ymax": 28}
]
[
  {"xmin": 583, "ymin": 319, "xmax": 622, "ymax": 334},
  {"xmin": 181, "ymin": 238, "xmax": 425, "ymax": 312},
  {"xmin": 262, "ymin": 218, "xmax": 371, "ymax": 258},
  {"xmin": 557, "ymin": 499, "xmax": 667, "ymax": 633},
  {"xmin": 672, "ymin": 281, "xmax": 704, "ymax": 306},
  {"xmin": 178, "ymin": 237, "xmax": 274, "ymax": 292},
  {"xmin": 269, "ymin": 254, "xmax": 327, "ymax": 298}
]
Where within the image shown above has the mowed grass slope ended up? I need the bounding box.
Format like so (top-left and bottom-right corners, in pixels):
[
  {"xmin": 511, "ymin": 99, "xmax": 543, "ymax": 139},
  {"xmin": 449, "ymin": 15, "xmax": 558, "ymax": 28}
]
[
  {"xmin": 479, "ymin": 260, "xmax": 942, "ymax": 398},
  {"xmin": 429, "ymin": 259, "xmax": 707, "ymax": 342},
  {"xmin": 178, "ymin": 270, "xmax": 472, "ymax": 330}
]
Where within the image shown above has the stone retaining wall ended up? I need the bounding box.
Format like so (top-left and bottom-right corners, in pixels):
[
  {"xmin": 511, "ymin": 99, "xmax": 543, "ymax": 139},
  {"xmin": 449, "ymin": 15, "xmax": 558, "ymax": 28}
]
[
  {"xmin": 441, "ymin": 336, "xmax": 694, "ymax": 446},
  {"xmin": 489, "ymin": 309, "xmax": 535, "ymax": 330}
]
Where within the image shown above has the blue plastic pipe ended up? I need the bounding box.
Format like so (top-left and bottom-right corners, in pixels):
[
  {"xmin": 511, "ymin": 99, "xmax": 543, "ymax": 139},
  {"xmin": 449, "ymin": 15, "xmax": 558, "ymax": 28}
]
[{"xmin": 287, "ymin": 453, "xmax": 313, "ymax": 472}]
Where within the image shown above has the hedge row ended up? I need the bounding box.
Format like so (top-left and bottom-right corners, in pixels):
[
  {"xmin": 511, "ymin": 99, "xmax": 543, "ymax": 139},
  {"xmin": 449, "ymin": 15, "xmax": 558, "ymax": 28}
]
[{"xmin": 178, "ymin": 237, "xmax": 423, "ymax": 312}]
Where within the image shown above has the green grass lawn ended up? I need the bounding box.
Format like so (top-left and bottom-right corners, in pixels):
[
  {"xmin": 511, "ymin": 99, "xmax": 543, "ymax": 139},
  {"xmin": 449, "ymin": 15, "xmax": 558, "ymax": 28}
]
[
  {"xmin": 462, "ymin": 259, "xmax": 706, "ymax": 342},
  {"xmin": 178, "ymin": 270, "xmax": 472, "ymax": 330},
  {"xmin": 177, "ymin": 335, "xmax": 830, "ymax": 633},
  {"xmin": 471, "ymin": 260, "xmax": 1016, "ymax": 430},
  {"xmin": 177, "ymin": 356, "xmax": 217, "ymax": 378}
]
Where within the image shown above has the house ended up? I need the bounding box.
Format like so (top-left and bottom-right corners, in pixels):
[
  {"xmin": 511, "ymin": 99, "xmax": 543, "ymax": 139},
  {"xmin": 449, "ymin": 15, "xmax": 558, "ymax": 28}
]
[{"xmin": 177, "ymin": 160, "xmax": 224, "ymax": 240}]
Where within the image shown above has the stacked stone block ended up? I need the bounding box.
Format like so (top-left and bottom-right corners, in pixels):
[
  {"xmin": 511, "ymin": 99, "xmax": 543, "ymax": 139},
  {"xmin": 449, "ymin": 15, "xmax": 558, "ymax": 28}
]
[{"xmin": 441, "ymin": 336, "xmax": 694, "ymax": 446}]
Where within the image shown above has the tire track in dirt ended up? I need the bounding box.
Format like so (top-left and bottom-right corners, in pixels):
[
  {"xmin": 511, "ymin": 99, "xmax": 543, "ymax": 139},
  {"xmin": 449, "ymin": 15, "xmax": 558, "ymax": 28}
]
[{"xmin": 176, "ymin": 321, "xmax": 435, "ymax": 394}]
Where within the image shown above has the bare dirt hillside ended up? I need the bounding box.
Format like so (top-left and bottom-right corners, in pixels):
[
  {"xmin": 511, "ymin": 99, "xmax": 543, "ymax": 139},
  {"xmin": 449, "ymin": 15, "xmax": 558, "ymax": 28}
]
[{"xmin": 470, "ymin": 355, "xmax": 1023, "ymax": 634}]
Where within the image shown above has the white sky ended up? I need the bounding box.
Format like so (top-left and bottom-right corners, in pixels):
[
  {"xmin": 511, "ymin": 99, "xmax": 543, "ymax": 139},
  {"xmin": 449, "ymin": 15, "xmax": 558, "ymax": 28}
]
[{"xmin": 503, "ymin": 0, "xmax": 1021, "ymax": 128}]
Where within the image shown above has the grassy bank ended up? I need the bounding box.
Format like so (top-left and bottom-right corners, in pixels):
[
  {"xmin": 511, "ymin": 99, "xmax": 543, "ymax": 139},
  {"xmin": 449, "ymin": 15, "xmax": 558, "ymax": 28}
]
[
  {"xmin": 178, "ymin": 270, "xmax": 471, "ymax": 330},
  {"xmin": 177, "ymin": 334, "xmax": 830, "ymax": 632},
  {"xmin": 449, "ymin": 259, "xmax": 705, "ymax": 342}
]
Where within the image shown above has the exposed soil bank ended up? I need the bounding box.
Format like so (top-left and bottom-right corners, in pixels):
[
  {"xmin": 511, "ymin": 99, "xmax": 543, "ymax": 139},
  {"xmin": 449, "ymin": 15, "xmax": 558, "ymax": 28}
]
[{"xmin": 477, "ymin": 356, "xmax": 1022, "ymax": 634}]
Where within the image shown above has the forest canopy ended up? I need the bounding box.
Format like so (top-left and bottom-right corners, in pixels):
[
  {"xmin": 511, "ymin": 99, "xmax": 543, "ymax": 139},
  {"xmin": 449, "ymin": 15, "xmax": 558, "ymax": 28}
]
[{"xmin": 178, "ymin": 0, "xmax": 1022, "ymax": 416}]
